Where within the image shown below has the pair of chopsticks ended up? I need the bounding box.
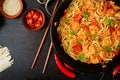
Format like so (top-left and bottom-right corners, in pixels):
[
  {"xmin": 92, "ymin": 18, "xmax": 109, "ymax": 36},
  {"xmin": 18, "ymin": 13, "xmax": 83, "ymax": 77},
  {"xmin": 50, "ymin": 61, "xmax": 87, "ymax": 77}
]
[{"xmin": 31, "ymin": 0, "xmax": 59, "ymax": 74}]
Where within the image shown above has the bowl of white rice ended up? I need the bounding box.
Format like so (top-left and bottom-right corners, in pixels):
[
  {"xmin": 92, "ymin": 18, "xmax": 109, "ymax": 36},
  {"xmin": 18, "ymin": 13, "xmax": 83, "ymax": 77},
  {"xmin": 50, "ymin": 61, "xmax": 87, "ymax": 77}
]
[{"xmin": 0, "ymin": 0, "xmax": 23, "ymax": 18}]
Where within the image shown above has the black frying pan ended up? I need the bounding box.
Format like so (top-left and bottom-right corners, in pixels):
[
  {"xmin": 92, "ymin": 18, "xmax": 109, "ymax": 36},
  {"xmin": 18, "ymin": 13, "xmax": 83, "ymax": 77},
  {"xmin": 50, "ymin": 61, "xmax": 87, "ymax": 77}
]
[{"xmin": 50, "ymin": 0, "xmax": 120, "ymax": 72}]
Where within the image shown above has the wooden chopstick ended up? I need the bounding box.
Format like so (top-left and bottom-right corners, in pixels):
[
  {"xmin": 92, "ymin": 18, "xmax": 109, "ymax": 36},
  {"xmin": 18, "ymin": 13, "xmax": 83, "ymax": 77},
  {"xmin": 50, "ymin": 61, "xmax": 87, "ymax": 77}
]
[
  {"xmin": 42, "ymin": 42, "xmax": 52, "ymax": 74},
  {"xmin": 31, "ymin": 0, "xmax": 59, "ymax": 69},
  {"xmin": 42, "ymin": 0, "xmax": 67, "ymax": 74}
]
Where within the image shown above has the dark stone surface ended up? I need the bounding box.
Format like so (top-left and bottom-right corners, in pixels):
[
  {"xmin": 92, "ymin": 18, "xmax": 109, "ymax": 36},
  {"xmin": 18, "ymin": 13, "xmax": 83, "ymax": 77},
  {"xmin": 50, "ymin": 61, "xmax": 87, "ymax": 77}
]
[{"xmin": 0, "ymin": 0, "xmax": 120, "ymax": 80}]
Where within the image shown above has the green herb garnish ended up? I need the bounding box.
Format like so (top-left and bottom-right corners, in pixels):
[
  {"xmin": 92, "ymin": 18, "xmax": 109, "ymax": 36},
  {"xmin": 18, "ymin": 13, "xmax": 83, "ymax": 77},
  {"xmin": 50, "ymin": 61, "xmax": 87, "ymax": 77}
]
[
  {"xmin": 78, "ymin": 40, "xmax": 83, "ymax": 44},
  {"xmin": 65, "ymin": 19, "xmax": 70, "ymax": 24},
  {"xmin": 78, "ymin": 54, "xmax": 85, "ymax": 62},
  {"xmin": 83, "ymin": 12, "xmax": 90, "ymax": 18},
  {"xmin": 96, "ymin": 21, "xmax": 99, "ymax": 24},
  {"xmin": 70, "ymin": 30, "xmax": 76, "ymax": 35},
  {"xmin": 102, "ymin": 46, "xmax": 112, "ymax": 53},
  {"xmin": 105, "ymin": 18, "xmax": 114, "ymax": 26},
  {"xmin": 86, "ymin": 32, "xmax": 91, "ymax": 37},
  {"xmin": 116, "ymin": 43, "xmax": 120, "ymax": 49},
  {"xmin": 93, "ymin": 35, "xmax": 99, "ymax": 41}
]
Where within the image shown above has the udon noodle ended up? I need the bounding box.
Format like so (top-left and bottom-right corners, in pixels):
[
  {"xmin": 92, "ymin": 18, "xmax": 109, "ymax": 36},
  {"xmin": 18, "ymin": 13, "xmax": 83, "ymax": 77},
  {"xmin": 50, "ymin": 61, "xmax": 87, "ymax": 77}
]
[{"xmin": 57, "ymin": 0, "xmax": 120, "ymax": 65}]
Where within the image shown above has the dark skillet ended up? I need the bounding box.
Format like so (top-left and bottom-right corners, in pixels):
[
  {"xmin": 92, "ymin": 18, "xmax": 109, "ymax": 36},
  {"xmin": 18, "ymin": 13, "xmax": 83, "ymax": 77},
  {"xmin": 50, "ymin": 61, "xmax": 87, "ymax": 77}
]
[{"xmin": 50, "ymin": 0, "xmax": 120, "ymax": 72}]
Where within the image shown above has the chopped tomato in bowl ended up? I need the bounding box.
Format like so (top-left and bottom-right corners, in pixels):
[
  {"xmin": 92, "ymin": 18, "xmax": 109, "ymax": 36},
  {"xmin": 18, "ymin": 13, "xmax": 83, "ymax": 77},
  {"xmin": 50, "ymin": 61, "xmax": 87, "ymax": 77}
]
[{"xmin": 22, "ymin": 8, "xmax": 45, "ymax": 31}]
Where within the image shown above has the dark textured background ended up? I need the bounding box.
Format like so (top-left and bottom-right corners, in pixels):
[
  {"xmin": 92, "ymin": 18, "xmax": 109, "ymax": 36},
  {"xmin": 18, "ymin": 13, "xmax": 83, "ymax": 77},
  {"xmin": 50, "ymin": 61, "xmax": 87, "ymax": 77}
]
[{"xmin": 0, "ymin": 0, "xmax": 120, "ymax": 80}]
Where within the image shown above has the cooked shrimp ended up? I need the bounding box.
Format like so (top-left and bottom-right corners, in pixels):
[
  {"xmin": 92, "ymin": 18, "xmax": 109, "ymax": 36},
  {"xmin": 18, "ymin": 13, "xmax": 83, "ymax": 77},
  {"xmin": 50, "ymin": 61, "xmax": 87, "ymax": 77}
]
[
  {"xmin": 102, "ymin": 37, "xmax": 113, "ymax": 46},
  {"xmin": 99, "ymin": 28, "xmax": 111, "ymax": 37},
  {"xmin": 82, "ymin": 0, "xmax": 95, "ymax": 13},
  {"xmin": 106, "ymin": 9, "xmax": 115, "ymax": 17},
  {"xmin": 77, "ymin": 29, "xmax": 87, "ymax": 40},
  {"xmin": 90, "ymin": 55, "xmax": 100, "ymax": 64},
  {"xmin": 99, "ymin": 51, "xmax": 106, "ymax": 60},
  {"xmin": 88, "ymin": 45, "xmax": 96, "ymax": 55},
  {"xmin": 89, "ymin": 25, "xmax": 99, "ymax": 34},
  {"xmin": 97, "ymin": 6, "xmax": 107, "ymax": 15}
]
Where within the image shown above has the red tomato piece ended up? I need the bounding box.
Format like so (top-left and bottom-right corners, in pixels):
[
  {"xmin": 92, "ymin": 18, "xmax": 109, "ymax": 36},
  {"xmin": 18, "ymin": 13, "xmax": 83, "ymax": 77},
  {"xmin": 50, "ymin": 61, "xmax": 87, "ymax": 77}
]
[
  {"xmin": 26, "ymin": 18, "xmax": 32, "ymax": 24},
  {"xmin": 72, "ymin": 44, "xmax": 82, "ymax": 55},
  {"xmin": 73, "ymin": 13, "xmax": 81, "ymax": 23},
  {"xmin": 27, "ymin": 12, "xmax": 32, "ymax": 18},
  {"xmin": 25, "ymin": 10, "xmax": 43, "ymax": 29},
  {"xmin": 33, "ymin": 13, "xmax": 38, "ymax": 19},
  {"xmin": 35, "ymin": 21, "xmax": 41, "ymax": 28},
  {"xmin": 82, "ymin": 25, "xmax": 90, "ymax": 32},
  {"xmin": 109, "ymin": 26, "xmax": 115, "ymax": 34},
  {"xmin": 38, "ymin": 15, "xmax": 43, "ymax": 22},
  {"xmin": 29, "ymin": 24, "xmax": 34, "ymax": 28},
  {"xmin": 90, "ymin": 19, "xmax": 100, "ymax": 30},
  {"xmin": 90, "ymin": 19, "xmax": 97, "ymax": 25},
  {"xmin": 30, "ymin": 10, "xmax": 34, "ymax": 15}
]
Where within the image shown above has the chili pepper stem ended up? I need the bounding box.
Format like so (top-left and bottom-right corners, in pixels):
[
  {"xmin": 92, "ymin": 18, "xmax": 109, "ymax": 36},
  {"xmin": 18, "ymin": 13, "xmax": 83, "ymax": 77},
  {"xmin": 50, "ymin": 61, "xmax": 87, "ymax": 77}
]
[{"xmin": 99, "ymin": 73, "xmax": 105, "ymax": 80}]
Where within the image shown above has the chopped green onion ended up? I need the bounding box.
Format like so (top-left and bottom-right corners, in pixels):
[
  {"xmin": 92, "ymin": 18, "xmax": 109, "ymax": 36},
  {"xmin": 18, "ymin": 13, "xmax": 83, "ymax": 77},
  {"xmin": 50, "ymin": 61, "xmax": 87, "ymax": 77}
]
[
  {"xmin": 78, "ymin": 40, "xmax": 83, "ymax": 44},
  {"xmin": 86, "ymin": 32, "xmax": 91, "ymax": 37},
  {"xmin": 78, "ymin": 54, "xmax": 85, "ymax": 62},
  {"xmin": 65, "ymin": 19, "xmax": 70, "ymax": 24},
  {"xmin": 83, "ymin": 12, "xmax": 90, "ymax": 18},
  {"xmin": 70, "ymin": 30, "xmax": 76, "ymax": 35},
  {"xmin": 105, "ymin": 18, "xmax": 114, "ymax": 26},
  {"xmin": 96, "ymin": 21, "xmax": 99, "ymax": 24},
  {"xmin": 94, "ymin": 35, "xmax": 99, "ymax": 41},
  {"xmin": 117, "ymin": 43, "xmax": 120, "ymax": 49},
  {"xmin": 102, "ymin": 46, "xmax": 112, "ymax": 53}
]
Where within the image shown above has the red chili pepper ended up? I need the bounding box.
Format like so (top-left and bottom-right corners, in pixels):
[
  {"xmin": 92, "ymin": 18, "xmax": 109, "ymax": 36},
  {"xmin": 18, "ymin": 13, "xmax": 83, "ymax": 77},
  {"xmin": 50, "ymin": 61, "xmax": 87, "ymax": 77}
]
[
  {"xmin": 54, "ymin": 53, "xmax": 76, "ymax": 78},
  {"xmin": 64, "ymin": 63, "xmax": 75, "ymax": 71},
  {"xmin": 113, "ymin": 64, "xmax": 120, "ymax": 76}
]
